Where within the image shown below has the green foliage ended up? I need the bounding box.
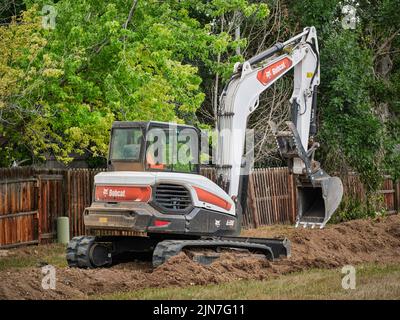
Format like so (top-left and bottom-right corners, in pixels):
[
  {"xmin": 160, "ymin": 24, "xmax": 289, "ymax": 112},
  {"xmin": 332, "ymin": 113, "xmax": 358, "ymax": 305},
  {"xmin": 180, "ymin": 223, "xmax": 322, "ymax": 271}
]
[
  {"xmin": 0, "ymin": 7, "xmax": 50, "ymax": 165},
  {"xmin": 319, "ymin": 31, "xmax": 384, "ymax": 190},
  {"xmin": 330, "ymin": 197, "xmax": 371, "ymax": 223},
  {"xmin": 0, "ymin": 0, "xmax": 267, "ymax": 165},
  {"xmin": 290, "ymin": 0, "xmax": 339, "ymax": 36},
  {"xmin": 330, "ymin": 194, "xmax": 386, "ymax": 224},
  {"xmin": 291, "ymin": 0, "xmax": 399, "ymax": 191}
]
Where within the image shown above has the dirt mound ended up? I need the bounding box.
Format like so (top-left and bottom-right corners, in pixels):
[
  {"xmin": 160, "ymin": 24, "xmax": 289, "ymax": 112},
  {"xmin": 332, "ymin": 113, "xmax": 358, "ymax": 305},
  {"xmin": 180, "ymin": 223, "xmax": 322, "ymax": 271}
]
[{"xmin": 1, "ymin": 215, "xmax": 399, "ymax": 300}]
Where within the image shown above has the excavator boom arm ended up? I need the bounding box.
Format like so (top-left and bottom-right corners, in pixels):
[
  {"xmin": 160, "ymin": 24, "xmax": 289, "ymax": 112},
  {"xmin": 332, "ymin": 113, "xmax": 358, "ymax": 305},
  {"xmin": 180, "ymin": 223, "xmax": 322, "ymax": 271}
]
[{"xmin": 216, "ymin": 27, "xmax": 343, "ymax": 228}]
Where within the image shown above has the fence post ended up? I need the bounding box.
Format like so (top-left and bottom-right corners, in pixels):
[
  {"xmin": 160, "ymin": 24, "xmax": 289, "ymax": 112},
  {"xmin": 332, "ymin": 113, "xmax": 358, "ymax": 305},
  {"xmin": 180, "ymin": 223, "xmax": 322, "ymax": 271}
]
[
  {"xmin": 36, "ymin": 175, "xmax": 42, "ymax": 243},
  {"xmin": 396, "ymin": 180, "xmax": 400, "ymax": 213},
  {"xmin": 248, "ymin": 173, "xmax": 259, "ymax": 228},
  {"xmin": 288, "ymin": 172, "xmax": 297, "ymax": 223},
  {"xmin": 65, "ymin": 170, "xmax": 71, "ymax": 238}
]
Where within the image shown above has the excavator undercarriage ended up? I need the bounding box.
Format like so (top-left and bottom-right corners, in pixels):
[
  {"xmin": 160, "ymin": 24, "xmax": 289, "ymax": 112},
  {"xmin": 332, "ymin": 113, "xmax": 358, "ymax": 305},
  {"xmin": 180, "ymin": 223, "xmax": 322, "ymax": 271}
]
[
  {"xmin": 67, "ymin": 192, "xmax": 290, "ymax": 268},
  {"xmin": 67, "ymin": 235, "xmax": 290, "ymax": 268}
]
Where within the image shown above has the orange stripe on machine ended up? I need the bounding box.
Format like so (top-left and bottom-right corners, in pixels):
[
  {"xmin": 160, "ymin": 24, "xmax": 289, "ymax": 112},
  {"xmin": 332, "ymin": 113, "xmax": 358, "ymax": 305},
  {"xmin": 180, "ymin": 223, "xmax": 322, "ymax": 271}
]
[
  {"xmin": 257, "ymin": 57, "xmax": 293, "ymax": 85},
  {"xmin": 193, "ymin": 186, "xmax": 232, "ymax": 211},
  {"xmin": 95, "ymin": 185, "xmax": 151, "ymax": 202}
]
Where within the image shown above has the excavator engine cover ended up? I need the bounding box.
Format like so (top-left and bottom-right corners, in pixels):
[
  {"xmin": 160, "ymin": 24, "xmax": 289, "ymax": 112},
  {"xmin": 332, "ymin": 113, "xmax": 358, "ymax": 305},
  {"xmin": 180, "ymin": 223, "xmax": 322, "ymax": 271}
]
[{"xmin": 296, "ymin": 174, "xmax": 343, "ymax": 228}]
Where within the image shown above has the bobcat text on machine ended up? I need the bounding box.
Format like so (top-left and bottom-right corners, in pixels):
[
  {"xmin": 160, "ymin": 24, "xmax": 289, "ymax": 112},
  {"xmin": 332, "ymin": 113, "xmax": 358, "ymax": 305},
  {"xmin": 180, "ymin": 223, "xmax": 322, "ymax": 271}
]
[{"xmin": 66, "ymin": 27, "xmax": 343, "ymax": 268}]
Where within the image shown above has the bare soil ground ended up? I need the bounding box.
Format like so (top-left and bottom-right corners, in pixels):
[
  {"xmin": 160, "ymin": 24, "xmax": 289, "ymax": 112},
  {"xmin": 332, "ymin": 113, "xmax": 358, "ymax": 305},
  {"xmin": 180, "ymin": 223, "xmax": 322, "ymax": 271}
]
[{"xmin": 0, "ymin": 215, "xmax": 399, "ymax": 300}]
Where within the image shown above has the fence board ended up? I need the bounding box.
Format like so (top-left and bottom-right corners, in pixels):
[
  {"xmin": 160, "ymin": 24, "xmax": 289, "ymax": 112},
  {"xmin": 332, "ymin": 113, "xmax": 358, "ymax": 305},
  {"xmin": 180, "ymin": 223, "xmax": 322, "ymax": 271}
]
[{"xmin": 0, "ymin": 177, "xmax": 38, "ymax": 247}]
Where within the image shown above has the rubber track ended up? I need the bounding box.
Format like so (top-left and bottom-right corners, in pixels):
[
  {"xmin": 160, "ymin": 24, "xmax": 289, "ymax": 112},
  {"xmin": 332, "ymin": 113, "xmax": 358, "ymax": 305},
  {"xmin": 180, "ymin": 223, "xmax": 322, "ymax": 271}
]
[
  {"xmin": 66, "ymin": 236, "xmax": 95, "ymax": 268},
  {"xmin": 66, "ymin": 236, "xmax": 84, "ymax": 267},
  {"xmin": 152, "ymin": 239, "xmax": 275, "ymax": 267}
]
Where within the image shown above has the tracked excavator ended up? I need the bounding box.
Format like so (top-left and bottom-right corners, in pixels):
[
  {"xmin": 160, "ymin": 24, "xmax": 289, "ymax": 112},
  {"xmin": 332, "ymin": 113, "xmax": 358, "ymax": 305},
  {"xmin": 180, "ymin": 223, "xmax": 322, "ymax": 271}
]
[{"xmin": 66, "ymin": 27, "xmax": 343, "ymax": 268}]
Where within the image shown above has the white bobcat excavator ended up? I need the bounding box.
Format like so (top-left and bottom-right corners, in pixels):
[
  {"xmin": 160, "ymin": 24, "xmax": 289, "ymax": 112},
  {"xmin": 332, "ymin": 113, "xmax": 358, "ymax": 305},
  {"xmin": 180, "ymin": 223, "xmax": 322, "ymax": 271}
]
[{"xmin": 66, "ymin": 27, "xmax": 343, "ymax": 268}]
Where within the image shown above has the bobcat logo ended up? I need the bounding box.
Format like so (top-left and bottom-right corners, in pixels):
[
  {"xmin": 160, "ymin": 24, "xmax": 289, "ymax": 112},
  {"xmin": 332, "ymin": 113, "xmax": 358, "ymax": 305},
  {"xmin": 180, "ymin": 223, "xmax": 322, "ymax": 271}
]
[
  {"xmin": 226, "ymin": 219, "xmax": 235, "ymax": 227},
  {"xmin": 215, "ymin": 220, "xmax": 221, "ymax": 228}
]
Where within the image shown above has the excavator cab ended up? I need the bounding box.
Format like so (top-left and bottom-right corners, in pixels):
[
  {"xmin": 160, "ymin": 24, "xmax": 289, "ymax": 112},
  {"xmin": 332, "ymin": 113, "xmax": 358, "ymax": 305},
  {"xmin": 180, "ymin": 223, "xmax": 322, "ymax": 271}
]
[{"xmin": 107, "ymin": 121, "xmax": 200, "ymax": 174}]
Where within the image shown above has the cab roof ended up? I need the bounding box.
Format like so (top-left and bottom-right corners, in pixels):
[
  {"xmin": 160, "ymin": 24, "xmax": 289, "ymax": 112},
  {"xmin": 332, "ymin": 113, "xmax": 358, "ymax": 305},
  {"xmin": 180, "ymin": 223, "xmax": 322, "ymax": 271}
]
[{"xmin": 111, "ymin": 121, "xmax": 198, "ymax": 131}]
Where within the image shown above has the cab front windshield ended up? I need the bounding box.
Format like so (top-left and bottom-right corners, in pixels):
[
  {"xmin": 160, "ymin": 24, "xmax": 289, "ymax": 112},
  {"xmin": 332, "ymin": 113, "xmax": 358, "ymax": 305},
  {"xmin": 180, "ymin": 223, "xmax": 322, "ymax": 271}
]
[
  {"xmin": 110, "ymin": 128, "xmax": 143, "ymax": 161},
  {"xmin": 109, "ymin": 125, "xmax": 199, "ymax": 173},
  {"xmin": 146, "ymin": 126, "xmax": 199, "ymax": 173}
]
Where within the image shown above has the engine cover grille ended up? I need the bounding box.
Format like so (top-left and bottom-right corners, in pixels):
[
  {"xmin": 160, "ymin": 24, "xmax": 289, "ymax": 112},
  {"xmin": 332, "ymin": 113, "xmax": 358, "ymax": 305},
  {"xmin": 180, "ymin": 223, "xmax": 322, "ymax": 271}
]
[{"xmin": 153, "ymin": 183, "xmax": 192, "ymax": 212}]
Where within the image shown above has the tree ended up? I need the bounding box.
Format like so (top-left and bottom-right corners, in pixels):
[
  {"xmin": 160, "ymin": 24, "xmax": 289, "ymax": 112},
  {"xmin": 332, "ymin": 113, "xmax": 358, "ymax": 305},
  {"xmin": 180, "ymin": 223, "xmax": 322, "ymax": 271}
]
[
  {"xmin": 0, "ymin": 6, "xmax": 51, "ymax": 165},
  {"xmin": 248, "ymin": 0, "xmax": 400, "ymax": 189},
  {"xmin": 0, "ymin": 0, "xmax": 269, "ymax": 166}
]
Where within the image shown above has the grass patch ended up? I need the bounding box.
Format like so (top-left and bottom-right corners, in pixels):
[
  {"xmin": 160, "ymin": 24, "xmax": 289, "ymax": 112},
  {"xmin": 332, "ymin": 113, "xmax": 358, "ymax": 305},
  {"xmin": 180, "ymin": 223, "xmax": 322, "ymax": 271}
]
[
  {"xmin": 0, "ymin": 243, "xmax": 67, "ymax": 270},
  {"xmin": 95, "ymin": 263, "xmax": 400, "ymax": 300}
]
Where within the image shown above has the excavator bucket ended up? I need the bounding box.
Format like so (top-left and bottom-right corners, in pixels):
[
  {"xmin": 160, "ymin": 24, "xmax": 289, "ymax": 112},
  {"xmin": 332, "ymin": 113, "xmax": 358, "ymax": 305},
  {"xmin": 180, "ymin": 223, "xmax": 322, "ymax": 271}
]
[
  {"xmin": 269, "ymin": 121, "xmax": 344, "ymax": 228},
  {"xmin": 296, "ymin": 175, "xmax": 343, "ymax": 228}
]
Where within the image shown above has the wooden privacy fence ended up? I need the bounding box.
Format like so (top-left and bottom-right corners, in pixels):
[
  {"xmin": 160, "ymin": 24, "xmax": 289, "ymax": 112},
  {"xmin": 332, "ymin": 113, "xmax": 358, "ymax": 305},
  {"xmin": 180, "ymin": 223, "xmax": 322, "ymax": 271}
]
[
  {"xmin": 0, "ymin": 168, "xmax": 66, "ymax": 248},
  {"xmin": 340, "ymin": 173, "xmax": 399, "ymax": 215},
  {"xmin": 0, "ymin": 168, "xmax": 104, "ymax": 248},
  {"xmin": 0, "ymin": 166, "xmax": 399, "ymax": 248}
]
